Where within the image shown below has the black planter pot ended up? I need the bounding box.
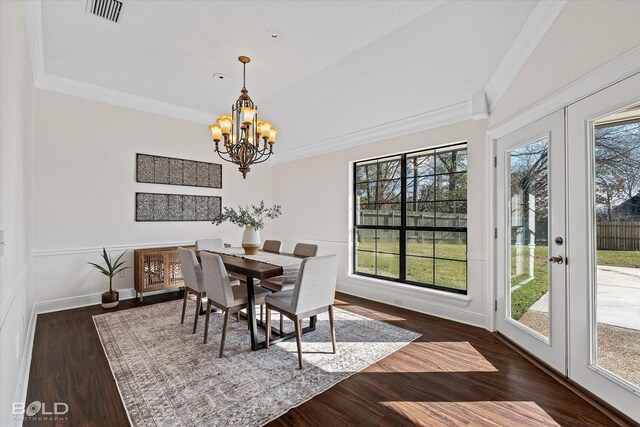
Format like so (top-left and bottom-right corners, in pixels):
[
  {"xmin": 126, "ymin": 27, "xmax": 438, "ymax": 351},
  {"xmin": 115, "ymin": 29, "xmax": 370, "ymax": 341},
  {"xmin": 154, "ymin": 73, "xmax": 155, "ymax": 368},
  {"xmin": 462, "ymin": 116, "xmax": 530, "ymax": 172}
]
[{"xmin": 102, "ymin": 290, "xmax": 119, "ymax": 309}]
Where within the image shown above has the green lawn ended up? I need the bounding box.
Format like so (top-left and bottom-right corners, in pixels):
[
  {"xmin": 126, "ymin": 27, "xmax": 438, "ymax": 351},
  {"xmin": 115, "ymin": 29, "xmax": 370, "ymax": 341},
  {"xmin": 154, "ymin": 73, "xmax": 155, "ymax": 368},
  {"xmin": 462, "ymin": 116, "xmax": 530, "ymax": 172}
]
[
  {"xmin": 356, "ymin": 240, "xmax": 466, "ymax": 290},
  {"xmin": 597, "ymin": 250, "xmax": 640, "ymax": 268},
  {"xmin": 356, "ymin": 237, "xmax": 640, "ymax": 321}
]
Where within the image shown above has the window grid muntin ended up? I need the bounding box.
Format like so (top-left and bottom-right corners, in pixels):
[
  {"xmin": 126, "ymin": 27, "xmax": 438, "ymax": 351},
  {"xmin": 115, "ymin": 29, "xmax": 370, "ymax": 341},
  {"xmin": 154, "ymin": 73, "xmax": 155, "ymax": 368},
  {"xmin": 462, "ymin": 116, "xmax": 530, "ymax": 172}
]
[{"xmin": 353, "ymin": 142, "xmax": 467, "ymax": 294}]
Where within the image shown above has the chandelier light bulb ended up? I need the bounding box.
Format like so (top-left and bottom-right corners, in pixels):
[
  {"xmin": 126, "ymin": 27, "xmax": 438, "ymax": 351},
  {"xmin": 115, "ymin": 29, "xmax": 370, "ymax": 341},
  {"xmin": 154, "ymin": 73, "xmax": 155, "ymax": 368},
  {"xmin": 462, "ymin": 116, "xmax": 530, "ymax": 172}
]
[
  {"xmin": 217, "ymin": 115, "xmax": 233, "ymax": 135},
  {"xmin": 268, "ymin": 128, "xmax": 278, "ymax": 144},
  {"xmin": 209, "ymin": 124, "xmax": 222, "ymax": 142}
]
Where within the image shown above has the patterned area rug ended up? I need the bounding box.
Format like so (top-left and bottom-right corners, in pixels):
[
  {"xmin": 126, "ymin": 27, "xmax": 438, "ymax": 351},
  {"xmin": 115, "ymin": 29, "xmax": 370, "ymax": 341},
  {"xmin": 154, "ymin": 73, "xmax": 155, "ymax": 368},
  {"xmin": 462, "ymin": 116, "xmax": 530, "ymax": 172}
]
[{"xmin": 93, "ymin": 299, "xmax": 420, "ymax": 426}]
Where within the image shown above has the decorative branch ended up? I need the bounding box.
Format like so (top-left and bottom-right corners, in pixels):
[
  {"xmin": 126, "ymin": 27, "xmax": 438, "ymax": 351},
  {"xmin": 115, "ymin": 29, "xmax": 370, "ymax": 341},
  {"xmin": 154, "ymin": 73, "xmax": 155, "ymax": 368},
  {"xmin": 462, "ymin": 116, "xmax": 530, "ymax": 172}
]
[{"xmin": 212, "ymin": 201, "xmax": 281, "ymax": 231}]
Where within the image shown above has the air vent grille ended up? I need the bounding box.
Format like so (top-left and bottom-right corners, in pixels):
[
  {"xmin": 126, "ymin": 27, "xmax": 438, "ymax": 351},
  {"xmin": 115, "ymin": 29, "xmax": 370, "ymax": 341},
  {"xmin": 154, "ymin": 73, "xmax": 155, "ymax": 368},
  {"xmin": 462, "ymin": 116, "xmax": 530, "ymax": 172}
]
[{"xmin": 87, "ymin": 0, "xmax": 124, "ymax": 23}]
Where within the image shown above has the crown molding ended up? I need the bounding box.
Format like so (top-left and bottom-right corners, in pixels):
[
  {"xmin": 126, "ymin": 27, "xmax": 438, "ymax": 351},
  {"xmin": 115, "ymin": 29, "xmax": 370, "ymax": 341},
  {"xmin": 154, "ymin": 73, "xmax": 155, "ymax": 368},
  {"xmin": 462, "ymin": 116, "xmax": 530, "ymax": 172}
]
[
  {"xmin": 22, "ymin": 0, "xmax": 214, "ymax": 124},
  {"xmin": 271, "ymin": 101, "xmax": 471, "ymax": 165},
  {"xmin": 484, "ymin": 0, "xmax": 567, "ymax": 111},
  {"xmin": 488, "ymin": 45, "xmax": 640, "ymax": 140},
  {"xmin": 35, "ymin": 73, "xmax": 214, "ymax": 124}
]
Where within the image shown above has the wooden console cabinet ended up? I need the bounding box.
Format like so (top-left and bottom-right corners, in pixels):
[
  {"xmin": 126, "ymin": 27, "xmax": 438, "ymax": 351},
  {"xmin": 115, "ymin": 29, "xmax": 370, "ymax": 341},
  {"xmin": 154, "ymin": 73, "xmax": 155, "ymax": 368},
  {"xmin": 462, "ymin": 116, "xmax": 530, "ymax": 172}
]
[{"xmin": 134, "ymin": 245, "xmax": 194, "ymax": 302}]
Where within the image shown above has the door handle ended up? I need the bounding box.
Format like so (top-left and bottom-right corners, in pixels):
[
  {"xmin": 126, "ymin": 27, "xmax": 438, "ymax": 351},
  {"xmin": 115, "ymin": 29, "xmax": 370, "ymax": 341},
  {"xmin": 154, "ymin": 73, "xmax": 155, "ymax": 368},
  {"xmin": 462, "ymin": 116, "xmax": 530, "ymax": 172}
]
[{"xmin": 549, "ymin": 256, "xmax": 564, "ymax": 264}]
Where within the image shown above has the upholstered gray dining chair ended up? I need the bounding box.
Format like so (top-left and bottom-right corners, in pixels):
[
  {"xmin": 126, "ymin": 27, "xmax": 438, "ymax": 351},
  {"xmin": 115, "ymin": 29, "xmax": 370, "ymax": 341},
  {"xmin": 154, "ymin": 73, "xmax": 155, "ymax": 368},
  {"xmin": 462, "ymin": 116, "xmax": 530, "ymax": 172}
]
[
  {"xmin": 196, "ymin": 238, "xmax": 224, "ymax": 251},
  {"xmin": 260, "ymin": 242, "xmax": 318, "ymax": 332},
  {"xmin": 200, "ymin": 252, "xmax": 270, "ymax": 357},
  {"xmin": 260, "ymin": 243, "xmax": 317, "ymax": 292},
  {"xmin": 265, "ymin": 254, "xmax": 338, "ymax": 369},
  {"xmin": 178, "ymin": 247, "xmax": 211, "ymax": 334}
]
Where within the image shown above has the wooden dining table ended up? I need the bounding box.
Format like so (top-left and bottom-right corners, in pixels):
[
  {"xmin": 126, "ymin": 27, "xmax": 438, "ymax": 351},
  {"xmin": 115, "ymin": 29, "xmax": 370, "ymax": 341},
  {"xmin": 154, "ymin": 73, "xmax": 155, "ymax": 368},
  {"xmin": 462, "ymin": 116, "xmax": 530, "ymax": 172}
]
[{"xmin": 198, "ymin": 250, "xmax": 317, "ymax": 351}]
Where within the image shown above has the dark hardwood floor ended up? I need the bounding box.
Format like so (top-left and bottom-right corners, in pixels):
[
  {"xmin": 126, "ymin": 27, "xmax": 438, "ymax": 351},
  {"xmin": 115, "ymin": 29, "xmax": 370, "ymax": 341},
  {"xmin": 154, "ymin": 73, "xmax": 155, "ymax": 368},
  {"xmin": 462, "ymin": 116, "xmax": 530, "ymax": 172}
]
[{"xmin": 24, "ymin": 291, "xmax": 628, "ymax": 426}]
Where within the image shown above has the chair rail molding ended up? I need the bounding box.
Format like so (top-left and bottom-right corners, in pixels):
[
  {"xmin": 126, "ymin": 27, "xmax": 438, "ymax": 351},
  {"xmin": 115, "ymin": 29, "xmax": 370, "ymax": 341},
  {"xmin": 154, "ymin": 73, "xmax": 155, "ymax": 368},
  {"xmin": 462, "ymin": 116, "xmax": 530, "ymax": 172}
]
[
  {"xmin": 33, "ymin": 241, "xmax": 206, "ymax": 257},
  {"xmin": 484, "ymin": 0, "xmax": 568, "ymax": 110}
]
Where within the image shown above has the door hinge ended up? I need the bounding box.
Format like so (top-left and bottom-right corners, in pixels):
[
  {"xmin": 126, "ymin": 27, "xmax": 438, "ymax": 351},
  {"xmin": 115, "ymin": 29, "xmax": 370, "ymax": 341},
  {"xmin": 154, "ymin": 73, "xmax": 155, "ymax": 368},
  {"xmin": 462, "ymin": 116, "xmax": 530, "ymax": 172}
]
[
  {"xmin": 494, "ymin": 156, "xmax": 497, "ymax": 167},
  {"xmin": 494, "ymin": 228, "xmax": 497, "ymax": 239},
  {"xmin": 494, "ymin": 300, "xmax": 498, "ymax": 312}
]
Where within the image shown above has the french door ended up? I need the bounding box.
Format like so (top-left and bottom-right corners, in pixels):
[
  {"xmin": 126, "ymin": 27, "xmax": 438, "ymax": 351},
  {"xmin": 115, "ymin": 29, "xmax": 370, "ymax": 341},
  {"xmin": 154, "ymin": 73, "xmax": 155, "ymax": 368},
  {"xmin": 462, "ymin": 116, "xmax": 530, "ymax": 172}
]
[
  {"xmin": 495, "ymin": 73, "xmax": 640, "ymax": 421},
  {"xmin": 567, "ymin": 72, "xmax": 640, "ymax": 420},
  {"xmin": 495, "ymin": 109, "xmax": 567, "ymax": 374}
]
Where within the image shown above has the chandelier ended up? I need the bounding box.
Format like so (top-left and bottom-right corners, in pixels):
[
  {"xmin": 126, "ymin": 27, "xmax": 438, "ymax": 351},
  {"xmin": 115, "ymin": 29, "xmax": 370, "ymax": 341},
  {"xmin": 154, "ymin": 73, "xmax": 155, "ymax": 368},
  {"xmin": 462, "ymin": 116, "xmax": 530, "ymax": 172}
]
[{"xmin": 208, "ymin": 56, "xmax": 277, "ymax": 179}]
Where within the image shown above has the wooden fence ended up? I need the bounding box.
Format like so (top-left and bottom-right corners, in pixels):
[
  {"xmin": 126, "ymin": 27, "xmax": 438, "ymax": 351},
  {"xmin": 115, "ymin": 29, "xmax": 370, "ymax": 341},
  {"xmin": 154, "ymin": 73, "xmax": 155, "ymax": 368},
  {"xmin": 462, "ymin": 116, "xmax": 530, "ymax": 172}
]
[{"xmin": 596, "ymin": 222, "xmax": 640, "ymax": 251}]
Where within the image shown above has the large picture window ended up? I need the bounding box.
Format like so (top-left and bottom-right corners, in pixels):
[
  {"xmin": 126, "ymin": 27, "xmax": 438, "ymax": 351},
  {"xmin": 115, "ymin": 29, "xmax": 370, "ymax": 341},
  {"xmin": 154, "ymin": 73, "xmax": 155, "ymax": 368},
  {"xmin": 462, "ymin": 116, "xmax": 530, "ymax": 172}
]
[{"xmin": 353, "ymin": 143, "xmax": 467, "ymax": 293}]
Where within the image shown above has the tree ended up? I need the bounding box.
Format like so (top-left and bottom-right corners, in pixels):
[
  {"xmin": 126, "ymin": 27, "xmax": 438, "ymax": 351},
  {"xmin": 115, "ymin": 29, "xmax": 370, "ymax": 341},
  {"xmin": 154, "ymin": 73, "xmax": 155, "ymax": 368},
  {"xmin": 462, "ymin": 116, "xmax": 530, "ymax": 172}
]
[{"xmin": 595, "ymin": 121, "xmax": 640, "ymax": 221}]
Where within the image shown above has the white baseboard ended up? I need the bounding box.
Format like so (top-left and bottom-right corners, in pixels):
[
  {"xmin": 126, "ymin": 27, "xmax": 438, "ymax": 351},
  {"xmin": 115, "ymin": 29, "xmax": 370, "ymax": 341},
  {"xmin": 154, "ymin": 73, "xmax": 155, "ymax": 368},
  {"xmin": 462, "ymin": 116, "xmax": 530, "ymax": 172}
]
[
  {"xmin": 337, "ymin": 280, "xmax": 487, "ymax": 329},
  {"xmin": 34, "ymin": 287, "xmax": 181, "ymax": 314},
  {"xmin": 11, "ymin": 306, "xmax": 37, "ymax": 427}
]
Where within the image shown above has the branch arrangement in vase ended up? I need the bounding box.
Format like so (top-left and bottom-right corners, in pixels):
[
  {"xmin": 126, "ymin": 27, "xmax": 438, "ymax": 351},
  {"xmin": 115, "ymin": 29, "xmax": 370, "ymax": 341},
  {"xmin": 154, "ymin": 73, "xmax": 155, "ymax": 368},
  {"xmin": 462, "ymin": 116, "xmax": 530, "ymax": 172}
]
[
  {"xmin": 212, "ymin": 201, "xmax": 281, "ymax": 230},
  {"xmin": 212, "ymin": 201, "xmax": 281, "ymax": 254}
]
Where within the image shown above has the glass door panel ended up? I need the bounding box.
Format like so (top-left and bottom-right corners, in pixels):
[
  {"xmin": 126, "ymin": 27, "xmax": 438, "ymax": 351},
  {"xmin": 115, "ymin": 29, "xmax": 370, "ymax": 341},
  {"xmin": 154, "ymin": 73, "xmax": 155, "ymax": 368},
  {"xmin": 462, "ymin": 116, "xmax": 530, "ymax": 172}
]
[
  {"xmin": 508, "ymin": 138, "xmax": 550, "ymax": 339},
  {"xmin": 495, "ymin": 109, "xmax": 566, "ymax": 374},
  {"xmin": 593, "ymin": 106, "xmax": 640, "ymax": 389},
  {"xmin": 567, "ymin": 72, "xmax": 640, "ymax": 421}
]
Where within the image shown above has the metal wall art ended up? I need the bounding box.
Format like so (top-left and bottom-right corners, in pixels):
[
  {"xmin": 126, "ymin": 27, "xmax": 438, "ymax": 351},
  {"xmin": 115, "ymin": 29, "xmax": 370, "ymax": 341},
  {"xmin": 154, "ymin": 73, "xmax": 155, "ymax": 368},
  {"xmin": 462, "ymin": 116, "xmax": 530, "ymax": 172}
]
[
  {"xmin": 136, "ymin": 154, "xmax": 222, "ymax": 189},
  {"xmin": 135, "ymin": 193, "xmax": 221, "ymax": 222}
]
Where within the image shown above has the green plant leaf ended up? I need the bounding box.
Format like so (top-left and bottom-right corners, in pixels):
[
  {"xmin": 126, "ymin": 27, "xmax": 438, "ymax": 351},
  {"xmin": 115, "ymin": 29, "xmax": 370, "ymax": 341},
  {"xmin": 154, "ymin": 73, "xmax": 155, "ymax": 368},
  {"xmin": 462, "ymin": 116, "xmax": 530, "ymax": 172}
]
[
  {"xmin": 113, "ymin": 249, "xmax": 128, "ymax": 268},
  {"xmin": 87, "ymin": 262, "xmax": 112, "ymax": 277},
  {"xmin": 102, "ymin": 247, "xmax": 113, "ymax": 271}
]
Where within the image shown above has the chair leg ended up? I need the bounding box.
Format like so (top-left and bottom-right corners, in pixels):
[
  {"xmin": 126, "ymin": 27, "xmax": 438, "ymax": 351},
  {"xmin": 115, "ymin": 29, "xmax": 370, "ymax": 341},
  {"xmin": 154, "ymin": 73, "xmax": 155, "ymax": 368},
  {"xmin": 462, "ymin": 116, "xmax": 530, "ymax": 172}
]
[
  {"xmin": 181, "ymin": 288, "xmax": 188, "ymax": 324},
  {"xmin": 260, "ymin": 304, "xmax": 263, "ymax": 323},
  {"xmin": 265, "ymin": 306, "xmax": 271, "ymax": 348},
  {"xmin": 193, "ymin": 292, "xmax": 201, "ymax": 334},
  {"xmin": 294, "ymin": 316, "xmax": 303, "ymax": 369},
  {"xmin": 203, "ymin": 301, "xmax": 211, "ymax": 344},
  {"xmin": 280, "ymin": 313, "xmax": 284, "ymax": 335},
  {"xmin": 236, "ymin": 311, "xmax": 240, "ymax": 322},
  {"xmin": 329, "ymin": 305, "xmax": 336, "ymax": 354},
  {"xmin": 220, "ymin": 309, "xmax": 230, "ymax": 358}
]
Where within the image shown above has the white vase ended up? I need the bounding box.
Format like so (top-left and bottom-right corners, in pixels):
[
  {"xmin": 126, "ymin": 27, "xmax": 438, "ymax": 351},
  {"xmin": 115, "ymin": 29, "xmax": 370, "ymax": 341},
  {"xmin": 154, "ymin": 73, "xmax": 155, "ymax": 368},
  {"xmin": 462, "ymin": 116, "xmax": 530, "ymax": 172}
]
[{"xmin": 241, "ymin": 226, "xmax": 261, "ymax": 255}]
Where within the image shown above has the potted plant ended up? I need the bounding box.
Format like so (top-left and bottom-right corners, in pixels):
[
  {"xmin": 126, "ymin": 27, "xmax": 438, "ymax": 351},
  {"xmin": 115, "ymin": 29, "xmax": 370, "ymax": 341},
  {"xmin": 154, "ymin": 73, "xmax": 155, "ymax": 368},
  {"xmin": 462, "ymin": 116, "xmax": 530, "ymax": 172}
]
[
  {"xmin": 213, "ymin": 201, "xmax": 282, "ymax": 254},
  {"xmin": 88, "ymin": 248, "xmax": 129, "ymax": 308}
]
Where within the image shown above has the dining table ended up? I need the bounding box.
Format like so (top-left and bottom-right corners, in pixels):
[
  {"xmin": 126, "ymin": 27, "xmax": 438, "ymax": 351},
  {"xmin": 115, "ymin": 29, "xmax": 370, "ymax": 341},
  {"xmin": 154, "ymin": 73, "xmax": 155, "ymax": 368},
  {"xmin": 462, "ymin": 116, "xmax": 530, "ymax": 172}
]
[{"xmin": 197, "ymin": 249, "xmax": 317, "ymax": 351}]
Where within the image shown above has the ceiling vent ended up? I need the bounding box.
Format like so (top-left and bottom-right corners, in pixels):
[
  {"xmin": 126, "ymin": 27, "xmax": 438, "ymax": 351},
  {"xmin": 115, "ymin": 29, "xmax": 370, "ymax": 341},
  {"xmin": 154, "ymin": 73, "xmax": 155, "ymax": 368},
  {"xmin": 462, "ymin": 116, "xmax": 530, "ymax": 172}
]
[{"xmin": 86, "ymin": 0, "xmax": 124, "ymax": 23}]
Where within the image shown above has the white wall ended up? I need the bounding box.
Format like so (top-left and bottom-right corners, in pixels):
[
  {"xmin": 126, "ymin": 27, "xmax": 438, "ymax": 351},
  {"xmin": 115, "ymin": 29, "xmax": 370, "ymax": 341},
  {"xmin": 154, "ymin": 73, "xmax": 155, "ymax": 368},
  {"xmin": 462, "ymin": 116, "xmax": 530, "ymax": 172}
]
[
  {"xmin": 0, "ymin": 1, "xmax": 35, "ymax": 424},
  {"xmin": 32, "ymin": 90, "xmax": 274, "ymax": 303},
  {"xmin": 271, "ymin": 119, "xmax": 489, "ymax": 327},
  {"xmin": 490, "ymin": 0, "xmax": 640, "ymax": 126}
]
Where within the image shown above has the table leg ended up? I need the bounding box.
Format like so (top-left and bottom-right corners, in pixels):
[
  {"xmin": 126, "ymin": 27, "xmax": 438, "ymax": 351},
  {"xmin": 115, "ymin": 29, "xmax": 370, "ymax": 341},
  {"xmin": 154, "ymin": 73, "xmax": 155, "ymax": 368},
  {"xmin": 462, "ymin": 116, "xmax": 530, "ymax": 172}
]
[{"xmin": 246, "ymin": 277, "xmax": 260, "ymax": 350}]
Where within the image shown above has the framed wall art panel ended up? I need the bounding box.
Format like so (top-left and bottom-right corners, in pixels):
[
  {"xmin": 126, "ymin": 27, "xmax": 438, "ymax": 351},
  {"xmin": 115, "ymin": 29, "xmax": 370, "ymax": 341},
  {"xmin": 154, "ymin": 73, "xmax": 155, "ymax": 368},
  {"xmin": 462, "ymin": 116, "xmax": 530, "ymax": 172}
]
[
  {"xmin": 135, "ymin": 193, "xmax": 222, "ymax": 222},
  {"xmin": 136, "ymin": 154, "xmax": 222, "ymax": 189}
]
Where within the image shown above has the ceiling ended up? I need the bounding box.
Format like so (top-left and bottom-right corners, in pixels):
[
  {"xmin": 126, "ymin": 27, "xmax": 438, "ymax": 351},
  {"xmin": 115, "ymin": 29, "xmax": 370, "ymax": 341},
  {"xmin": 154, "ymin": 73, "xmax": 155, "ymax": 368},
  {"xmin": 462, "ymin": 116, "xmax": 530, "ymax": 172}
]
[{"xmin": 39, "ymin": 0, "xmax": 540, "ymax": 156}]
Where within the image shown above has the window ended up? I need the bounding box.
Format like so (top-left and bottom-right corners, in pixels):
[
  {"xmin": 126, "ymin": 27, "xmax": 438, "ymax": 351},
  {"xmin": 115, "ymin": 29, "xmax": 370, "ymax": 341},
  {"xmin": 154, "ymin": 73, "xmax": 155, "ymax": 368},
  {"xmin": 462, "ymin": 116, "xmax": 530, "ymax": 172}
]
[{"xmin": 353, "ymin": 143, "xmax": 468, "ymax": 293}]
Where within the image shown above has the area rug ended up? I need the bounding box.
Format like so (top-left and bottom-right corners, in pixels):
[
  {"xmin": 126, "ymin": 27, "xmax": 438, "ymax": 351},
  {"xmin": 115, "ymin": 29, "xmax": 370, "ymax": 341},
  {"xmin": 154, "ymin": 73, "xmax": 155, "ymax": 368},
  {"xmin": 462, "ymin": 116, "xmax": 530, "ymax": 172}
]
[{"xmin": 93, "ymin": 299, "xmax": 420, "ymax": 426}]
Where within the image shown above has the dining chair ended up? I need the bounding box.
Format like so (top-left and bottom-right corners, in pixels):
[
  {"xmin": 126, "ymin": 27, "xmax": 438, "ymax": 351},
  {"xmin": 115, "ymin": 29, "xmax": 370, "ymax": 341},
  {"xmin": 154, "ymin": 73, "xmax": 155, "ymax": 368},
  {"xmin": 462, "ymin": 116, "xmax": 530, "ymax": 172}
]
[
  {"xmin": 262, "ymin": 239, "xmax": 282, "ymax": 253},
  {"xmin": 178, "ymin": 247, "xmax": 210, "ymax": 334},
  {"xmin": 264, "ymin": 254, "xmax": 338, "ymax": 369},
  {"xmin": 260, "ymin": 242, "xmax": 318, "ymax": 332},
  {"xmin": 200, "ymin": 252, "xmax": 270, "ymax": 357},
  {"xmin": 196, "ymin": 238, "xmax": 224, "ymax": 251},
  {"xmin": 260, "ymin": 243, "xmax": 318, "ymax": 292}
]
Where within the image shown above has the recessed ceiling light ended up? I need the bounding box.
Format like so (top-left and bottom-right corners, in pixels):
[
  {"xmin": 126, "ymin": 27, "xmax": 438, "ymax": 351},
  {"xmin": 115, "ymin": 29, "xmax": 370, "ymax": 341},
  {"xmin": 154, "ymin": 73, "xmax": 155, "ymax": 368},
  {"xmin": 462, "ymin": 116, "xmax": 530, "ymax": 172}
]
[
  {"xmin": 212, "ymin": 73, "xmax": 228, "ymax": 81},
  {"xmin": 265, "ymin": 29, "xmax": 281, "ymax": 41}
]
